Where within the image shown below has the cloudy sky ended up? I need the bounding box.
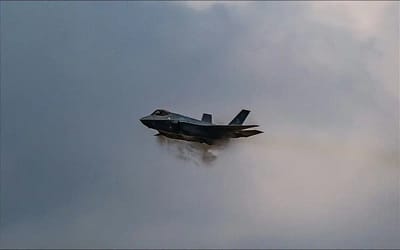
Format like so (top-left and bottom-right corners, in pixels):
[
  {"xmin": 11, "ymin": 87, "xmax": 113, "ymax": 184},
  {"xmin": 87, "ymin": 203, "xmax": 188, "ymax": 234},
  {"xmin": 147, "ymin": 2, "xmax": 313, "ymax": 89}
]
[{"xmin": 1, "ymin": 1, "xmax": 399, "ymax": 248}]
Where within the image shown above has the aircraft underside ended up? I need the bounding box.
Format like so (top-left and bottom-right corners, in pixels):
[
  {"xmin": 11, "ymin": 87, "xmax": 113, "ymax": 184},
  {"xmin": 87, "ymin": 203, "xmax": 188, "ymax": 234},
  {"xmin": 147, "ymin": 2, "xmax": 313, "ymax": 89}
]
[
  {"xmin": 157, "ymin": 128, "xmax": 262, "ymax": 145},
  {"xmin": 157, "ymin": 130, "xmax": 217, "ymax": 145}
]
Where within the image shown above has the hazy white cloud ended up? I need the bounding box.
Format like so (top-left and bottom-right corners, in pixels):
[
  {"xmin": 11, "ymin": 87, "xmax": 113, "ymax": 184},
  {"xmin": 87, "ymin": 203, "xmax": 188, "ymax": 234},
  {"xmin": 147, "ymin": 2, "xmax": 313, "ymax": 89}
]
[
  {"xmin": 308, "ymin": 2, "xmax": 391, "ymax": 40},
  {"xmin": 308, "ymin": 2, "xmax": 399, "ymax": 97},
  {"xmin": 182, "ymin": 1, "xmax": 218, "ymax": 11},
  {"xmin": 183, "ymin": 1, "xmax": 248, "ymax": 11}
]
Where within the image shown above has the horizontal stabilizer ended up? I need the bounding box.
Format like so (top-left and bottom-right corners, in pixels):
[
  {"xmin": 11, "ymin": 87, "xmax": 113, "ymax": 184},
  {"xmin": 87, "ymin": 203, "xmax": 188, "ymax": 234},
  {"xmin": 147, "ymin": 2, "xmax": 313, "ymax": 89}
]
[
  {"xmin": 229, "ymin": 109, "xmax": 250, "ymax": 125},
  {"xmin": 202, "ymin": 113, "xmax": 212, "ymax": 123},
  {"xmin": 233, "ymin": 130, "xmax": 263, "ymax": 138}
]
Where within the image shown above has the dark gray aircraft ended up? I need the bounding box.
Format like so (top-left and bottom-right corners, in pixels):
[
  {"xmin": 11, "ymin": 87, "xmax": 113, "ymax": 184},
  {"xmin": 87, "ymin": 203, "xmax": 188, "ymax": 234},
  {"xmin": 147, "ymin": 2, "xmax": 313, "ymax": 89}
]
[{"xmin": 140, "ymin": 109, "xmax": 263, "ymax": 144}]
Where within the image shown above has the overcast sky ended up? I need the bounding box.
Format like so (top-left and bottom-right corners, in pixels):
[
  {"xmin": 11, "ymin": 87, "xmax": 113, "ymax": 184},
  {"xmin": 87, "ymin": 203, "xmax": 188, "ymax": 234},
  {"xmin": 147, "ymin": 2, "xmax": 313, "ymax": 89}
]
[{"xmin": 1, "ymin": 1, "xmax": 399, "ymax": 248}]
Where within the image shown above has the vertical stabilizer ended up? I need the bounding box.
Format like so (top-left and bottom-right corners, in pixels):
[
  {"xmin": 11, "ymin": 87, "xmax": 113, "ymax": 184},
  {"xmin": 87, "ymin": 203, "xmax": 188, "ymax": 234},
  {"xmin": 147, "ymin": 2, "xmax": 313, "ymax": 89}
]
[
  {"xmin": 229, "ymin": 109, "xmax": 250, "ymax": 125},
  {"xmin": 201, "ymin": 113, "xmax": 212, "ymax": 123}
]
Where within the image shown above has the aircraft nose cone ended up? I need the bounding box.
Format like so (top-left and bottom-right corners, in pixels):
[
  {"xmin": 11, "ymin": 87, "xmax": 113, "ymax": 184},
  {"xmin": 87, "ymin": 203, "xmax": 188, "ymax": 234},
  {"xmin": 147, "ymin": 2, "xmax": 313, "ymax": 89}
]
[{"xmin": 140, "ymin": 117, "xmax": 152, "ymax": 128}]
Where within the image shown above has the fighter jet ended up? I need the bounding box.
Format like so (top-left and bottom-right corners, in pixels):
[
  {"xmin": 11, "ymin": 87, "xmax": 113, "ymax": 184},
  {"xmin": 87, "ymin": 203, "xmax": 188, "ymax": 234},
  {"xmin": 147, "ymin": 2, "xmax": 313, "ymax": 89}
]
[{"xmin": 140, "ymin": 109, "xmax": 263, "ymax": 145}]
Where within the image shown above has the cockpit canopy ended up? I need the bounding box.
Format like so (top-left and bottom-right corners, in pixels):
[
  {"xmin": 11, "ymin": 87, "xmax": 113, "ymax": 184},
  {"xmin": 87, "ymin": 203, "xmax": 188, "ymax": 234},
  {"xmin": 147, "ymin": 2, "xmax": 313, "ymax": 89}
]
[{"xmin": 151, "ymin": 109, "xmax": 170, "ymax": 116}]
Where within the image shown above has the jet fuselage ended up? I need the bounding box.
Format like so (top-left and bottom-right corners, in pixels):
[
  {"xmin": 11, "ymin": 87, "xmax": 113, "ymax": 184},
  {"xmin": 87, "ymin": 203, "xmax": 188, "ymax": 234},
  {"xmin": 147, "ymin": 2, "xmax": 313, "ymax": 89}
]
[{"xmin": 140, "ymin": 109, "xmax": 262, "ymax": 144}]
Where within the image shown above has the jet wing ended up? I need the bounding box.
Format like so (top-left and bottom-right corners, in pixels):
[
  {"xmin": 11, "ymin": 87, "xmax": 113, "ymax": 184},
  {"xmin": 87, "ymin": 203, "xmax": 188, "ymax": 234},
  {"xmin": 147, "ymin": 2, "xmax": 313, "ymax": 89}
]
[
  {"xmin": 178, "ymin": 122, "xmax": 260, "ymax": 140},
  {"xmin": 180, "ymin": 122, "xmax": 258, "ymax": 130}
]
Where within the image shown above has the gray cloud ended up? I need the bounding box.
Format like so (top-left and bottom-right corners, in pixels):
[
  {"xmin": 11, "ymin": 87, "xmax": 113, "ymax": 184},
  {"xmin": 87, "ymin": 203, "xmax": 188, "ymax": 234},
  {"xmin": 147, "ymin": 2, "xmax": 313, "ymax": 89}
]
[{"xmin": 1, "ymin": 2, "xmax": 398, "ymax": 248}]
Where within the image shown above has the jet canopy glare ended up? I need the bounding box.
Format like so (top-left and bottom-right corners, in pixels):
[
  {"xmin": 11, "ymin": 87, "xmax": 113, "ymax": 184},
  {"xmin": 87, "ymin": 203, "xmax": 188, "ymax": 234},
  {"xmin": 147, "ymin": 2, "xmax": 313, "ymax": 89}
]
[{"xmin": 151, "ymin": 109, "xmax": 170, "ymax": 116}]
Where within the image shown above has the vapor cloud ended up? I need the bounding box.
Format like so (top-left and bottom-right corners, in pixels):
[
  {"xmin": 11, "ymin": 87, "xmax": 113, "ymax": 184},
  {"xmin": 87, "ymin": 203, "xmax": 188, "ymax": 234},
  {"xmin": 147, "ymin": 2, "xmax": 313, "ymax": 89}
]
[{"xmin": 156, "ymin": 135, "xmax": 222, "ymax": 166}]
